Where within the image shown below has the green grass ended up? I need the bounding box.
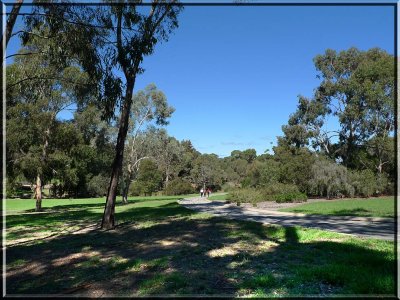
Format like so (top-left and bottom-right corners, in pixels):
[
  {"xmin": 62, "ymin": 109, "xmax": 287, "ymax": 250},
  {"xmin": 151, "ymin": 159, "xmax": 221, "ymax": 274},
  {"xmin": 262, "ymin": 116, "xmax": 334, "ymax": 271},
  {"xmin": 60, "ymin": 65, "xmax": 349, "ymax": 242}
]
[
  {"xmin": 279, "ymin": 196, "xmax": 395, "ymax": 218},
  {"xmin": 3, "ymin": 194, "xmax": 197, "ymax": 212},
  {"xmin": 5, "ymin": 195, "xmax": 395, "ymax": 297},
  {"xmin": 208, "ymin": 193, "xmax": 228, "ymax": 201}
]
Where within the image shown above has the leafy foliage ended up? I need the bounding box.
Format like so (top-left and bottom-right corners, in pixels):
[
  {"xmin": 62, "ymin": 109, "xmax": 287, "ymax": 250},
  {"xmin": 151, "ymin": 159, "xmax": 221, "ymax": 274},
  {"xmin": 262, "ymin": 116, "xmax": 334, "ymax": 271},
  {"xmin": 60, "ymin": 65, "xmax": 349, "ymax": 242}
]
[
  {"xmin": 164, "ymin": 178, "xmax": 195, "ymax": 196},
  {"xmin": 129, "ymin": 160, "xmax": 163, "ymax": 196}
]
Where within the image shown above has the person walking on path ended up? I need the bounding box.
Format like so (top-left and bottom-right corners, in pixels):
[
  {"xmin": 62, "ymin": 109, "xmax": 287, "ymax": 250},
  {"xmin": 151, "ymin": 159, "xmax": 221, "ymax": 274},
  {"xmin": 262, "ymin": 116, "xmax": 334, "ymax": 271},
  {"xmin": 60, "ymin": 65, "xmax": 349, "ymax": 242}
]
[
  {"xmin": 206, "ymin": 188, "xmax": 211, "ymax": 198},
  {"xmin": 200, "ymin": 188, "xmax": 204, "ymax": 197}
]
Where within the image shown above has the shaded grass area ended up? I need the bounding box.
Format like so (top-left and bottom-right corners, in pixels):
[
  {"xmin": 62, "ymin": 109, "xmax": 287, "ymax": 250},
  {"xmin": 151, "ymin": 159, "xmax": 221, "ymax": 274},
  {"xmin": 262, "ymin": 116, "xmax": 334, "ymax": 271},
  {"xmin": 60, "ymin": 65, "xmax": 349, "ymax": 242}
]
[
  {"xmin": 6, "ymin": 197, "xmax": 395, "ymax": 297},
  {"xmin": 280, "ymin": 197, "xmax": 395, "ymax": 218},
  {"xmin": 3, "ymin": 194, "xmax": 197, "ymax": 212}
]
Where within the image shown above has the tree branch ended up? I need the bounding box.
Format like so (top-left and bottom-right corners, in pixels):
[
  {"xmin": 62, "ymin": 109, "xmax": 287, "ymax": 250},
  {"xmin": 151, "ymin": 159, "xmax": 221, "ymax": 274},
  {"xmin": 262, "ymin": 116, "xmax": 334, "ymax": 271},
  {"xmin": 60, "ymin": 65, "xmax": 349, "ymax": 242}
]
[
  {"xmin": 7, "ymin": 76, "xmax": 92, "ymax": 89},
  {"xmin": 6, "ymin": 51, "xmax": 45, "ymax": 59}
]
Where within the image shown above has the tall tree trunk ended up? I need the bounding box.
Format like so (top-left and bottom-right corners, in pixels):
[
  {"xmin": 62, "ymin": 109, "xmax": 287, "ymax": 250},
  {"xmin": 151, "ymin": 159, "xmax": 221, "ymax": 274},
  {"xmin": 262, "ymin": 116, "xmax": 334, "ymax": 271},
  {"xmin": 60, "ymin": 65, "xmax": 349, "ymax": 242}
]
[
  {"xmin": 102, "ymin": 79, "xmax": 135, "ymax": 229},
  {"xmin": 4, "ymin": 0, "xmax": 23, "ymax": 48},
  {"xmin": 122, "ymin": 178, "xmax": 130, "ymax": 204},
  {"xmin": 35, "ymin": 124, "xmax": 51, "ymax": 211},
  {"xmin": 35, "ymin": 174, "xmax": 42, "ymax": 211},
  {"xmin": 1, "ymin": 0, "xmax": 23, "ymax": 63},
  {"xmin": 1, "ymin": 0, "xmax": 23, "ymax": 127}
]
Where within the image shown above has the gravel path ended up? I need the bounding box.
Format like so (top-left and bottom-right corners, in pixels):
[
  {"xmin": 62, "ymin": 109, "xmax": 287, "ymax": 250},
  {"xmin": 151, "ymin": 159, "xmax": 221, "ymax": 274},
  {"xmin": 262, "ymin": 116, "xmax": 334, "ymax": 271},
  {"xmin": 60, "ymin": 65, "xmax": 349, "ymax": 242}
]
[{"xmin": 178, "ymin": 197, "xmax": 396, "ymax": 241}]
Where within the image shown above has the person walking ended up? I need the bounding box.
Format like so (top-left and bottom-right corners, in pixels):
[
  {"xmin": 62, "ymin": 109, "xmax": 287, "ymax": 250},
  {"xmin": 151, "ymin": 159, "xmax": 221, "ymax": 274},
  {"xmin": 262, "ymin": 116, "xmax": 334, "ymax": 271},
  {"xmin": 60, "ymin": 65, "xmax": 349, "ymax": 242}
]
[
  {"xmin": 200, "ymin": 188, "xmax": 204, "ymax": 197},
  {"xmin": 207, "ymin": 188, "xmax": 211, "ymax": 198}
]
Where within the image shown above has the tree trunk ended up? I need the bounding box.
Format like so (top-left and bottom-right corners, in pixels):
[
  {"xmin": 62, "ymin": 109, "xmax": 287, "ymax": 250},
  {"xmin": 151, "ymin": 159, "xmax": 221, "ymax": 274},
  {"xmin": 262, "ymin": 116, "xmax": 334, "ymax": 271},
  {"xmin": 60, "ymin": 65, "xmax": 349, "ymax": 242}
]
[
  {"xmin": 102, "ymin": 79, "xmax": 135, "ymax": 229},
  {"xmin": 165, "ymin": 171, "xmax": 169, "ymax": 188},
  {"xmin": 377, "ymin": 158, "xmax": 383, "ymax": 174},
  {"xmin": 122, "ymin": 179, "xmax": 130, "ymax": 204},
  {"xmin": 1, "ymin": 0, "xmax": 23, "ymax": 62},
  {"xmin": 35, "ymin": 124, "xmax": 51, "ymax": 211},
  {"xmin": 35, "ymin": 174, "xmax": 42, "ymax": 212}
]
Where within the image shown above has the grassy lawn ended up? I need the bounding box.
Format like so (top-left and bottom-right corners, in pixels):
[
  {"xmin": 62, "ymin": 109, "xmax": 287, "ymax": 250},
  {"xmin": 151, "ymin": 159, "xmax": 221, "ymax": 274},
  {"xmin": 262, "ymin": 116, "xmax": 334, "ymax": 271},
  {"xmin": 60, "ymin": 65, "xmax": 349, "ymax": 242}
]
[
  {"xmin": 208, "ymin": 193, "xmax": 228, "ymax": 201},
  {"xmin": 279, "ymin": 196, "xmax": 395, "ymax": 218},
  {"xmin": 3, "ymin": 194, "xmax": 198, "ymax": 212},
  {"xmin": 5, "ymin": 195, "xmax": 395, "ymax": 297}
]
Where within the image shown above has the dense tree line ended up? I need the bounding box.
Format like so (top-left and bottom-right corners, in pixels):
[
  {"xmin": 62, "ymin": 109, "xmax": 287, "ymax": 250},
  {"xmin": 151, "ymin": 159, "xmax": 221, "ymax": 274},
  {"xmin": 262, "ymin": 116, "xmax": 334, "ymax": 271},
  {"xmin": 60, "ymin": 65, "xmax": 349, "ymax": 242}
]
[{"xmin": 7, "ymin": 47, "xmax": 394, "ymax": 203}]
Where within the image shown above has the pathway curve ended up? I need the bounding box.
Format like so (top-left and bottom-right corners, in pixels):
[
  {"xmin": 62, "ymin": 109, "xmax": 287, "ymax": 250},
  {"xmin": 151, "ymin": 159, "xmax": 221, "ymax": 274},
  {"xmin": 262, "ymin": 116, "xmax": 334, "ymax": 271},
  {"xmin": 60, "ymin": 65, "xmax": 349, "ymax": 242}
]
[{"xmin": 178, "ymin": 197, "xmax": 396, "ymax": 241}]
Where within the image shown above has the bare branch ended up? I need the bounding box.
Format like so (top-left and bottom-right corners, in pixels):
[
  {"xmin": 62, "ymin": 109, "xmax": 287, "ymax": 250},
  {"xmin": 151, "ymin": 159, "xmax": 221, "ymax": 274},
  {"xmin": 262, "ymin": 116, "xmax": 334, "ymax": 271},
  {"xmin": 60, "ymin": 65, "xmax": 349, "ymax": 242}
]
[
  {"xmin": 10, "ymin": 30, "xmax": 58, "ymax": 40},
  {"xmin": 7, "ymin": 76, "xmax": 92, "ymax": 89},
  {"xmin": 6, "ymin": 51, "xmax": 44, "ymax": 59}
]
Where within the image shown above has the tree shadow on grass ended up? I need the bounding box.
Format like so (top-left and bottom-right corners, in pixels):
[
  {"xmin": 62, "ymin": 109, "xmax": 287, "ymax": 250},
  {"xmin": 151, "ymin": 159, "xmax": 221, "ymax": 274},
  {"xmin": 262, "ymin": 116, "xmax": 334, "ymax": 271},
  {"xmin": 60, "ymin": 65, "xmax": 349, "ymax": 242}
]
[
  {"xmin": 5, "ymin": 202, "xmax": 396, "ymax": 297},
  {"xmin": 22, "ymin": 203, "xmax": 105, "ymax": 213}
]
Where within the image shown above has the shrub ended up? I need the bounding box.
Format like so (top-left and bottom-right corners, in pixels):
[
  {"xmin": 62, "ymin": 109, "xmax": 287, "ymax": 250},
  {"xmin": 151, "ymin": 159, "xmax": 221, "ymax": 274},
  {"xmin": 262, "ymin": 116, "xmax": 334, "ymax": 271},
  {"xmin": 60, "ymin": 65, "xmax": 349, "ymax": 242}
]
[
  {"xmin": 87, "ymin": 174, "xmax": 109, "ymax": 197},
  {"xmin": 221, "ymin": 182, "xmax": 236, "ymax": 192},
  {"xmin": 229, "ymin": 188, "xmax": 264, "ymax": 206},
  {"xmin": 7, "ymin": 184, "xmax": 33, "ymax": 199},
  {"xmin": 228, "ymin": 183, "xmax": 308, "ymax": 205},
  {"xmin": 273, "ymin": 192, "xmax": 307, "ymax": 203},
  {"xmin": 348, "ymin": 169, "xmax": 377, "ymax": 197},
  {"xmin": 375, "ymin": 173, "xmax": 392, "ymax": 195},
  {"xmin": 164, "ymin": 178, "xmax": 194, "ymax": 195},
  {"xmin": 308, "ymin": 159, "xmax": 354, "ymax": 198},
  {"xmin": 261, "ymin": 182, "xmax": 299, "ymax": 197},
  {"xmin": 129, "ymin": 181, "xmax": 141, "ymax": 196}
]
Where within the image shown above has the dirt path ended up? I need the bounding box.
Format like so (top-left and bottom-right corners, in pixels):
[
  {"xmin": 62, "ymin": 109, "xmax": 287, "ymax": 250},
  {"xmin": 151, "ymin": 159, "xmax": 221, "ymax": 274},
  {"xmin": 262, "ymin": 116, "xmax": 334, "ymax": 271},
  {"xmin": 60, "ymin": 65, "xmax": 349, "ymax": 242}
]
[{"xmin": 178, "ymin": 197, "xmax": 395, "ymax": 241}]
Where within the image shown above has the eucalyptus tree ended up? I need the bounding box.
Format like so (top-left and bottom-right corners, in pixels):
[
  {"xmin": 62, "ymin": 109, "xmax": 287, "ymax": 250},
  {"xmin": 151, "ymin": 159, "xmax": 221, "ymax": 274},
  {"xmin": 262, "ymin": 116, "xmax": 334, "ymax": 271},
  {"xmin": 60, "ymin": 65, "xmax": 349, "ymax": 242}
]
[
  {"xmin": 190, "ymin": 154, "xmax": 224, "ymax": 190},
  {"xmin": 152, "ymin": 129, "xmax": 183, "ymax": 188},
  {"xmin": 315, "ymin": 47, "xmax": 394, "ymax": 168},
  {"xmin": 6, "ymin": 35, "xmax": 91, "ymax": 211},
  {"xmin": 282, "ymin": 47, "xmax": 394, "ymax": 169},
  {"xmin": 282, "ymin": 95, "xmax": 332, "ymax": 154},
  {"xmin": 1, "ymin": 0, "xmax": 24, "ymax": 119},
  {"xmin": 73, "ymin": 105, "xmax": 116, "ymax": 197},
  {"xmin": 1, "ymin": 0, "xmax": 23, "ymax": 68},
  {"xmin": 21, "ymin": 1, "xmax": 182, "ymax": 227},
  {"xmin": 176, "ymin": 139, "xmax": 200, "ymax": 180},
  {"xmin": 99, "ymin": 2, "xmax": 181, "ymax": 229},
  {"xmin": 121, "ymin": 84, "xmax": 174, "ymax": 203}
]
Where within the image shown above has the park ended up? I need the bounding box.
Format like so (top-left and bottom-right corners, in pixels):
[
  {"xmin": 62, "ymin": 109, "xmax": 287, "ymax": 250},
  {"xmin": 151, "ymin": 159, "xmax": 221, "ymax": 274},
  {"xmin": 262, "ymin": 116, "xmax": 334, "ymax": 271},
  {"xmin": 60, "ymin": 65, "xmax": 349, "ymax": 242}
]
[{"xmin": 3, "ymin": 1, "xmax": 397, "ymax": 298}]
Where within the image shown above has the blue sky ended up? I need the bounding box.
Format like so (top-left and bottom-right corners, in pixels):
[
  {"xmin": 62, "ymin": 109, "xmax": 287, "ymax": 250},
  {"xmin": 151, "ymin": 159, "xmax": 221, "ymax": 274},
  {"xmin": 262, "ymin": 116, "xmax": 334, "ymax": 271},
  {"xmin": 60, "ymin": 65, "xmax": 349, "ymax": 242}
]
[{"xmin": 6, "ymin": 4, "xmax": 395, "ymax": 157}]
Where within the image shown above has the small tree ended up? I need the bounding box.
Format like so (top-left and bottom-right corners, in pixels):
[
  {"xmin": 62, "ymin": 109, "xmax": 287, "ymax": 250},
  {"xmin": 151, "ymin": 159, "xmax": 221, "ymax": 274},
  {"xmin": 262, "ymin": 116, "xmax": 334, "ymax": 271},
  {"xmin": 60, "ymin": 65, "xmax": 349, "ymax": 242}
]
[
  {"xmin": 309, "ymin": 159, "xmax": 353, "ymax": 199},
  {"xmin": 131, "ymin": 159, "xmax": 163, "ymax": 196},
  {"xmin": 6, "ymin": 35, "xmax": 90, "ymax": 211},
  {"xmin": 121, "ymin": 84, "xmax": 174, "ymax": 204},
  {"xmin": 24, "ymin": 1, "xmax": 183, "ymax": 228}
]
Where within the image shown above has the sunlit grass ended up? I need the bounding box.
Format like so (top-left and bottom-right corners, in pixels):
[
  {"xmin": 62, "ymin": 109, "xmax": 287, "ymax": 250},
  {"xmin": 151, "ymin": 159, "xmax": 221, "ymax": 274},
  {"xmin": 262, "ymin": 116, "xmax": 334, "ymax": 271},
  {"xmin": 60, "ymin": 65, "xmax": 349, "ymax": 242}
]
[
  {"xmin": 280, "ymin": 196, "xmax": 395, "ymax": 218},
  {"xmin": 4, "ymin": 194, "xmax": 197, "ymax": 212}
]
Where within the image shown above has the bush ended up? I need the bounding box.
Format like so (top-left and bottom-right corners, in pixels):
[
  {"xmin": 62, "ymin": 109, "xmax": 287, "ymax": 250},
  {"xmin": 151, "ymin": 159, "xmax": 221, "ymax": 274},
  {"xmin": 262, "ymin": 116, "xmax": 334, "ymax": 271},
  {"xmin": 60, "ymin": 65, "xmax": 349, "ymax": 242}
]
[
  {"xmin": 229, "ymin": 188, "xmax": 263, "ymax": 206},
  {"xmin": 375, "ymin": 173, "xmax": 392, "ymax": 195},
  {"xmin": 87, "ymin": 174, "xmax": 109, "ymax": 197},
  {"xmin": 129, "ymin": 181, "xmax": 141, "ymax": 196},
  {"xmin": 261, "ymin": 182, "xmax": 300, "ymax": 197},
  {"xmin": 273, "ymin": 192, "xmax": 307, "ymax": 203},
  {"xmin": 221, "ymin": 182, "xmax": 236, "ymax": 192},
  {"xmin": 7, "ymin": 184, "xmax": 33, "ymax": 199},
  {"xmin": 164, "ymin": 178, "xmax": 194, "ymax": 195},
  {"xmin": 308, "ymin": 159, "xmax": 354, "ymax": 198},
  {"xmin": 349, "ymin": 169, "xmax": 377, "ymax": 197},
  {"xmin": 228, "ymin": 183, "xmax": 308, "ymax": 206}
]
